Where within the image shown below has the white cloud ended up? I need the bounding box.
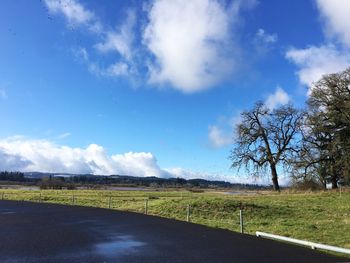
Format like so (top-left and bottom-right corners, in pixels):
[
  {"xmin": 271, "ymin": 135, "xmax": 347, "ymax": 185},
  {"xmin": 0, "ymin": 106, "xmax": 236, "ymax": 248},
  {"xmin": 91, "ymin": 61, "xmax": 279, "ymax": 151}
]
[
  {"xmin": 286, "ymin": 45, "xmax": 350, "ymax": 92},
  {"xmin": 316, "ymin": 0, "xmax": 350, "ymax": 47},
  {"xmin": 265, "ymin": 87, "xmax": 290, "ymax": 110},
  {"xmin": 0, "ymin": 89, "xmax": 7, "ymax": 99},
  {"xmin": 208, "ymin": 125, "xmax": 232, "ymax": 148},
  {"xmin": 0, "ymin": 136, "xmax": 265, "ymax": 184},
  {"xmin": 255, "ymin": 28, "xmax": 277, "ymax": 44},
  {"xmin": 143, "ymin": 0, "xmax": 253, "ymax": 93},
  {"xmin": 85, "ymin": 62, "xmax": 130, "ymax": 78},
  {"xmin": 44, "ymin": 0, "xmax": 95, "ymax": 26},
  {"xmin": 45, "ymin": 0, "xmax": 135, "ymax": 77},
  {"xmin": 253, "ymin": 28, "xmax": 278, "ymax": 55},
  {"xmin": 45, "ymin": 0, "xmax": 259, "ymax": 93},
  {"xmin": 45, "ymin": 0, "xmax": 136, "ymax": 79},
  {"xmin": 111, "ymin": 152, "xmax": 165, "ymax": 178},
  {"xmin": 105, "ymin": 62, "xmax": 129, "ymax": 77},
  {"xmin": 0, "ymin": 150, "xmax": 32, "ymax": 171},
  {"xmin": 73, "ymin": 47, "xmax": 130, "ymax": 77},
  {"xmin": 0, "ymin": 137, "xmax": 164, "ymax": 177},
  {"xmin": 286, "ymin": 0, "xmax": 350, "ymax": 93},
  {"xmin": 95, "ymin": 10, "xmax": 136, "ymax": 62},
  {"xmin": 64, "ymin": 6, "xmax": 136, "ymax": 78},
  {"xmin": 208, "ymin": 113, "xmax": 241, "ymax": 148}
]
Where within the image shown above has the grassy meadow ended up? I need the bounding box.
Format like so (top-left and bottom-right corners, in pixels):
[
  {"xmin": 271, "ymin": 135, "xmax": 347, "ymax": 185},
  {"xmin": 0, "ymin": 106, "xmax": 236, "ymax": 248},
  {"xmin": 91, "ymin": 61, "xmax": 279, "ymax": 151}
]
[{"xmin": 1, "ymin": 188, "xmax": 349, "ymax": 253}]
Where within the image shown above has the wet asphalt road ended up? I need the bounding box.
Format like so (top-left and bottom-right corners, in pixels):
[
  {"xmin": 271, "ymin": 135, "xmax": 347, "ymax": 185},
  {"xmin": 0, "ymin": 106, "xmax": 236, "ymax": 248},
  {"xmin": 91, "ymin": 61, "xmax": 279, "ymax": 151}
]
[{"xmin": 0, "ymin": 200, "xmax": 347, "ymax": 263}]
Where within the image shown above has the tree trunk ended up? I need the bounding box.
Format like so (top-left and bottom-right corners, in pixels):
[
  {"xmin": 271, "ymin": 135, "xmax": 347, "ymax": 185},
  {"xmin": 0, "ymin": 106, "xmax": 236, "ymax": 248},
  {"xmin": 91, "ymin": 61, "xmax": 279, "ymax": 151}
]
[
  {"xmin": 330, "ymin": 164, "xmax": 338, "ymax": 189},
  {"xmin": 270, "ymin": 163, "xmax": 280, "ymax": 191},
  {"xmin": 331, "ymin": 176, "xmax": 338, "ymax": 189}
]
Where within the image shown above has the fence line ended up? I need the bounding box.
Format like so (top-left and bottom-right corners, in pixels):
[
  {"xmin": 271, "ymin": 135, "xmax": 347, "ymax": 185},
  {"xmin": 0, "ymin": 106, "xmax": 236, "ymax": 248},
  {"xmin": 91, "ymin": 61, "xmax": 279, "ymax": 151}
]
[{"xmin": 0, "ymin": 191, "xmax": 243, "ymax": 229}]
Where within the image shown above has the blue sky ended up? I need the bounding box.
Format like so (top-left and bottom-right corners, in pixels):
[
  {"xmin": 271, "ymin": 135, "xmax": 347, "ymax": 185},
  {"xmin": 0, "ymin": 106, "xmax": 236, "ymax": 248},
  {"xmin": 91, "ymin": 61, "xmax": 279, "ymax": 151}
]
[{"xmin": 1, "ymin": 0, "xmax": 350, "ymax": 183}]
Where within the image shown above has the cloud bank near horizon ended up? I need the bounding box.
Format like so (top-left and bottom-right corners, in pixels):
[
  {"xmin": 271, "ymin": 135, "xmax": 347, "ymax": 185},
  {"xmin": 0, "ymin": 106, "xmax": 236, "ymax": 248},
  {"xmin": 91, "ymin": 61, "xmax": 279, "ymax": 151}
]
[{"xmin": 0, "ymin": 136, "xmax": 271, "ymax": 184}]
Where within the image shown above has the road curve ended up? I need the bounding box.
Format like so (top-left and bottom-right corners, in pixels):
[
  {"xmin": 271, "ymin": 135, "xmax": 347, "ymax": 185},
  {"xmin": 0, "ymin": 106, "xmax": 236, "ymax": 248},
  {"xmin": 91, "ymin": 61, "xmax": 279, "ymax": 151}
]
[{"xmin": 0, "ymin": 200, "xmax": 346, "ymax": 263}]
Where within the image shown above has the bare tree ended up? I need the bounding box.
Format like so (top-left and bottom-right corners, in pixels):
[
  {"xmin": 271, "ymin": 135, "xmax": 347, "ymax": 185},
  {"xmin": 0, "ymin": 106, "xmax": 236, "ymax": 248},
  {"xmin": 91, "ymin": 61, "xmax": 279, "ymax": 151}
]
[{"xmin": 230, "ymin": 102, "xmax": 304, "ymax": 191}]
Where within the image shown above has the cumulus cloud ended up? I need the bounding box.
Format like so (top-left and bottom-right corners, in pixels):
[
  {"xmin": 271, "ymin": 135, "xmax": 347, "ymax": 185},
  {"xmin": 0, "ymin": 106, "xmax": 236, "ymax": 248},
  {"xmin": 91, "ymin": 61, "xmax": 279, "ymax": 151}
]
[
  {"xmin": 286, "ymin": 45, "xmax": 350, "ymax": 92},
  {"xmin": 264, "ymin": 87, "xmax": 290, "ymax": 110},
  {"xmin": 0, "ymin": 137, "xmax": 164, "ymax": 176},
  {"xmin": 45, "ymin": 0, "xmax": 259, "ymax": 93},
  {"xmin": 111, "ymin": 152, "xmax": 165, "ymax": 178},
  {"xmin": 0, "ymin": 150, "xmax": 32, "ymax": 171},
  {"xmin": 0, "ymin": 136, "xmax": 268, "ymax": 184},
  {"xmin": 143, "ymin": 0, "xmax": 253, "ymax": 93},
  {"xmin": 316, "ymin": 0, "xmax": 350, "ymax": 47},
  {"xmin": 286, "ymin": 0, "xmax": 350, "ymax": 93}
]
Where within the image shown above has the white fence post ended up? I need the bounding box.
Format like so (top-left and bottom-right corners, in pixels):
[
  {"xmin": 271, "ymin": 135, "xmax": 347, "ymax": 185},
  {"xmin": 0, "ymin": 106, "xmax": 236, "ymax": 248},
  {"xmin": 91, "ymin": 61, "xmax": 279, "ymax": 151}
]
[
  {"xmin": 108, "ymin": 196, "xmax": 112, "ymax": 209},
  {"xmin": 145, "ymin": 199, "xmax": 148, "ymax": 215},
  {"xmin": 240, "ymin": 209, "xmax": 244, "ymax": 234},
  {"xmin": 187, "ymin": 204, "xmax": 191, "ymax": 222}
]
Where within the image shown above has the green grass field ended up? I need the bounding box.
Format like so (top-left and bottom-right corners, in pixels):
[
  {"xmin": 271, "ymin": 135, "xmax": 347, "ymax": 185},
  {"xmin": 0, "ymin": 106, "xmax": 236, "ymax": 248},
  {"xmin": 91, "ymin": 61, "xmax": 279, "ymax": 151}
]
[{"xmin": 1, "ymin": 189, "xmax": 349, "ymax": 253}]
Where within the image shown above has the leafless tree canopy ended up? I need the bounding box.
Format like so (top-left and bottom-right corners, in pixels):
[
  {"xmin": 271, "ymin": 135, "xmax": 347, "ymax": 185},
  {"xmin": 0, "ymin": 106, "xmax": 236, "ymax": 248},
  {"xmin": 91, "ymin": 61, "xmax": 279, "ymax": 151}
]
[{"xmin": 230, "ymin": 102, "xmax": 304, "ymax": 191}]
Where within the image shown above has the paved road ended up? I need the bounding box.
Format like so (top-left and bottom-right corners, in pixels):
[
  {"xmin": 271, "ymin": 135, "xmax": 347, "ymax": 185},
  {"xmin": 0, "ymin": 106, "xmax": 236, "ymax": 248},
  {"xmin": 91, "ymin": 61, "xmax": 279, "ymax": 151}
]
[{"xmin": 0, "ymin": 200, "xmax": 347, "ymax": 263}]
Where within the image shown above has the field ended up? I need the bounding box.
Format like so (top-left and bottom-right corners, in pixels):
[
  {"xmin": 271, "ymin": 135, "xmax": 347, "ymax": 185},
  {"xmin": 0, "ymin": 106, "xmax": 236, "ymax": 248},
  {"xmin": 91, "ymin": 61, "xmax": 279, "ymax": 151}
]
[{"xmin": 1, "ymin": 188, "xmax": 349, "ymax": 252}]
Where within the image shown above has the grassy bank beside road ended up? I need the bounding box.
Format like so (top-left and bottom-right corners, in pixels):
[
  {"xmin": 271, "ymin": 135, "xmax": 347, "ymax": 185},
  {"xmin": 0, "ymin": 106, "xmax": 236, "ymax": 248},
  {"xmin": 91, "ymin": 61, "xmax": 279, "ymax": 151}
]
[{"xmin": 1, "ymin": 189, "xmax": 349, "ymax": 251}]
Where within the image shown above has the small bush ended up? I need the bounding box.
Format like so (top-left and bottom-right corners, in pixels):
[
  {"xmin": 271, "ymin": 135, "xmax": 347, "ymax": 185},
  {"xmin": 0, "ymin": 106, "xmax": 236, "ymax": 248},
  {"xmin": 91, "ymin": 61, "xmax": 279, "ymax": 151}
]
[
  {"xmin": 148, "ymin": 196, "xmax": 159, "ymax": 200},
  {"xmin": 188, "ymin": 188, "xmax": 204, "ymax": 193}
]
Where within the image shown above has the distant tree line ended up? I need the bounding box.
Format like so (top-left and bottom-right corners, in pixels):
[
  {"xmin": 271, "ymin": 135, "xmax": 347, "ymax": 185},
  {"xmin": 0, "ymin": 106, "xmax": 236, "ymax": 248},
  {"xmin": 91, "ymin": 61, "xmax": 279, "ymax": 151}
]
[
  {"xmin": 0, "ymin": 172, "xmax": 269, "ymax": 190},
  {"xmin": 0, "ymin": 171, "xmax": 26, "ymax": 181},
  {"xmin": 230, "ymin": 68, "xmax": 350, "ymax": 190}
]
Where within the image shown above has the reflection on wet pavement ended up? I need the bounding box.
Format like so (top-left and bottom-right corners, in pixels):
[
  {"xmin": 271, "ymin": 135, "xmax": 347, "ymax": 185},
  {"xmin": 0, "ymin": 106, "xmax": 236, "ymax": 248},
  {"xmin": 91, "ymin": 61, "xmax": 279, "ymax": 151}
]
[
  {"xmin": 0, "ymin": 208, "xmax": 16, "ymax": 214},
  {"xmin": 95, "ymin": 235, "xmax": 145, "ymax": 257}
]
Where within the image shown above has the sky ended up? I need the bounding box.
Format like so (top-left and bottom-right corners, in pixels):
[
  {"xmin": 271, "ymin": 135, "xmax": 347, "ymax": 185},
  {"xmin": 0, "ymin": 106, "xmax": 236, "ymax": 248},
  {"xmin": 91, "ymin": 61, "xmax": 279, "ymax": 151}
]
[{"xmin": 1, "ymin": 0, "xmax": 350, "ymax": 184}]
